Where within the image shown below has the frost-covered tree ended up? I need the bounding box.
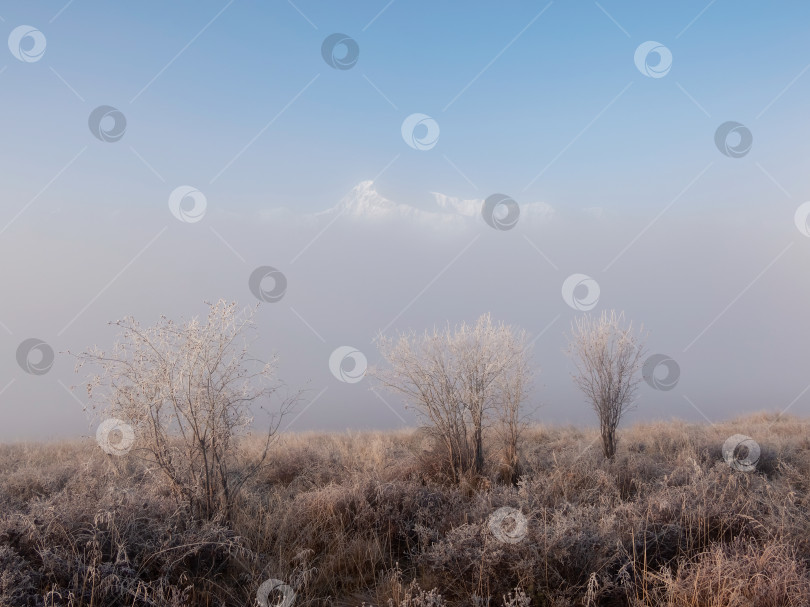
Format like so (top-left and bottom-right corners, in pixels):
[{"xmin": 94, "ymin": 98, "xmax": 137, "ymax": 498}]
[
  {"xmin": 374, "ymin": 314, "xmax": 532, "ymax": 482},
  {"xmin": 567, "ymin": 310, "xmax": 646, "ymax": 459},
  {"xmin": 73, "ymin": 300, "xmax": 295, "ymax": 520}
]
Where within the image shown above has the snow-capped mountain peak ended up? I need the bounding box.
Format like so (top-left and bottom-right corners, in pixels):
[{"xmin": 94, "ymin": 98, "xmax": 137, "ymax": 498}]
[{"xmin": 263, "ymin": 181, "xmax": 554, "ymax": 229}]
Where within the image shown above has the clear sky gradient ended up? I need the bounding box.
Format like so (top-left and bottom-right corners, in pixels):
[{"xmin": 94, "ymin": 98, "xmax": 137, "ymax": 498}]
[{"xmin": 2, "ymin": 1, "xmax": 809, "ymax": 212}]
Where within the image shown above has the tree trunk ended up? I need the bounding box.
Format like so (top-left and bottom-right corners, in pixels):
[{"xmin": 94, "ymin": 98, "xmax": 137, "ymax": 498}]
[
  {"xmin": 602, "ymin": 426, "xmax": 616, "ymax": 459},
  {"xmin": 473, "ymin": 423, "xmax": 484, "ymax": 475}
]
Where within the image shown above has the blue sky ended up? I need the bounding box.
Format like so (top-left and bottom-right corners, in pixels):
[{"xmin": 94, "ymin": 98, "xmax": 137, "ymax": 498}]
[
  {"xmin": 3, "ymin": 2, "xmax": 810, "ymax": 439},
  {"xmin": 3, "ymin": 1, "xmax": 810, "ymax": 214}
]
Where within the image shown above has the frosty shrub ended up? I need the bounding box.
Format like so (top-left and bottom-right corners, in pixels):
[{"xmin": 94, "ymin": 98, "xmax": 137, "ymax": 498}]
[
  {"xmin": 567, "ymin": 310, "xmax": 646, "ymax": 459},
  {"xmin": 73, "ymin": 299, "xmax": 296, "ymax": 520},
  {"xmin": 373, "ymin": 313, "xmax": 532, "ymax": 483}
]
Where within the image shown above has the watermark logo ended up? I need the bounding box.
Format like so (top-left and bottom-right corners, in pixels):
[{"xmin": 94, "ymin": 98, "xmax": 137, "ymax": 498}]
[
  {"xmin": 16, "ymin": 338, "xmax": 54, "ymax": 375},
  {"xmin": 96, "ymin": 418, "xmax": 135, "ymax": 456},
  {"xmin": 714, "ymin": 121, "xmax": 752, "ymax": 158},
  {"xmin": 487, "ymin": 506, "xmax": 528, "ymax": 544},
  {"xmin": 329, "ymin": 346, "xmax": 367, "ymax": 383},
  {"xmin": 634, "ymin": 41, "xmax": 671, "ymax": 78},
  {"xmin": 411, "ymin": 427, "xmax": 439, "ymax": 454},
  {"xmin": 401, "ymin": 113, "xmax": 440, "ymax": 150},
  {"xmin": 722, "ymin": 434, "xmax": 760, "ymax": 472},
  {"xmin": 321, "ymin": 33, "xmax": 359, "ymax": 70},
  {"xmin": 249, "ymin": 266, "xmax": 287, "ymax": 303},
  {"xmin": 562, "ymin": 274, "xmax": 600, "ymax": 311},
  {"xmin": 88, "ymin": 106, "xmax": 127, "ymax": 143},
  {"xmin": 794, "ymin": 201, "xmax": 810, "ymax": 237},
  {"xmin": 8, "ymin": 26, "xmax": 46, "ymax": 62},
  {"xmin": 257, "ymin": 578, "xmax": 296, "ymax": 607},
  {"xmin": 642, "ymin": 354, "xmax": 680, "ymax": 391},
  {"xmin": 482, "ymin": 194, "xmax": 520, "ymax": 231},
  {"xmin": 168, "ymin": 186, "xmax": 207, "ymax": 223}
]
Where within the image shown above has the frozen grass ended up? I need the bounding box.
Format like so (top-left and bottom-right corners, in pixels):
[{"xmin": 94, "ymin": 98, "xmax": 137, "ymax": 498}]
[{"xmin": 1, "ymin": 412, "xmax": 809, "ymax": 605}]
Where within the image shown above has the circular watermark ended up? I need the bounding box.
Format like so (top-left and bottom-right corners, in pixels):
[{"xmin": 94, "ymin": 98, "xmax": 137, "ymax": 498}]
[
  {"xmin": 168, "ymin": 186, "xmax": 207, "ymax": 223},
  {"xmin": 487, "ymin": 506, "xmax": 528, "ymax": 544},
  {"xmin": 329, "ymin": 346, "xmax": 367, "ymax": 384},
  {"xmin": 401, "ymin": 113, "xmax": 440, "ymax": 151},
  {"xmin": 16, "ymin": 338, "xmax": 54, "ymax": 375},
  {"xmin": 249, "ymin": 266, "xmax": 287, "ymax": 303},
  {"xmin": 561, "ymin": 274, "xmax": 600, "ymax": 311},
  {"xmin": 722, "ymin": 434, "xmax": 760, "ymax": 472},
  {"xmin": 88, "ymin": 105, "xmax": 127, "ymax": 143},
  {"xmin": 419, "ymin": 435, "xmax": 437, "ymax": 452},
  {"xmin": 642, "ymin": 354, "xmax": 680, "ymax": 391},
  {"xmin": 714, "ymin": 121, "xmax": 752, "ymax": 158},
  {"xmin": 96, "ymin": 418, "xmax": 135, "ymax": 456},
  {"xmin": 793, "ymin": 201, "xmax": 810, "ymax": 237},
  {"xmin": 8, "ymin": 26, "xmax": 46, "ymax": 63},
  {"xmin": 482, "ymin": 194, "xmax": 520, "ymax": 231},
  {"xmin": 411, "ymin": 427, "xmax": 439, "ymax": 454},
  {"xmin": 634, "ymin": 41, "xmax": 671, "ymax": 78},
  {"xmin": 321, "ymin": 33, "xmax": 359, "ymax": 70},
  {"xmin": 257, "ymin": 578, "xmax": 296, "ymax": 607}
]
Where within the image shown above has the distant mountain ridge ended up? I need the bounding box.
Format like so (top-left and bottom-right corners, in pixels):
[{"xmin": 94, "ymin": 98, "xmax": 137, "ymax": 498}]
[{"xmin": 261, "ymin": 180, "xmax": 555, "ymax": 229}]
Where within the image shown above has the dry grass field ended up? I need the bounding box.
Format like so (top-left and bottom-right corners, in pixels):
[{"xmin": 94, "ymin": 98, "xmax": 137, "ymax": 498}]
[{"xmin": 1, "ymin": 412, "xmax": 809, "ymax": 606}]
